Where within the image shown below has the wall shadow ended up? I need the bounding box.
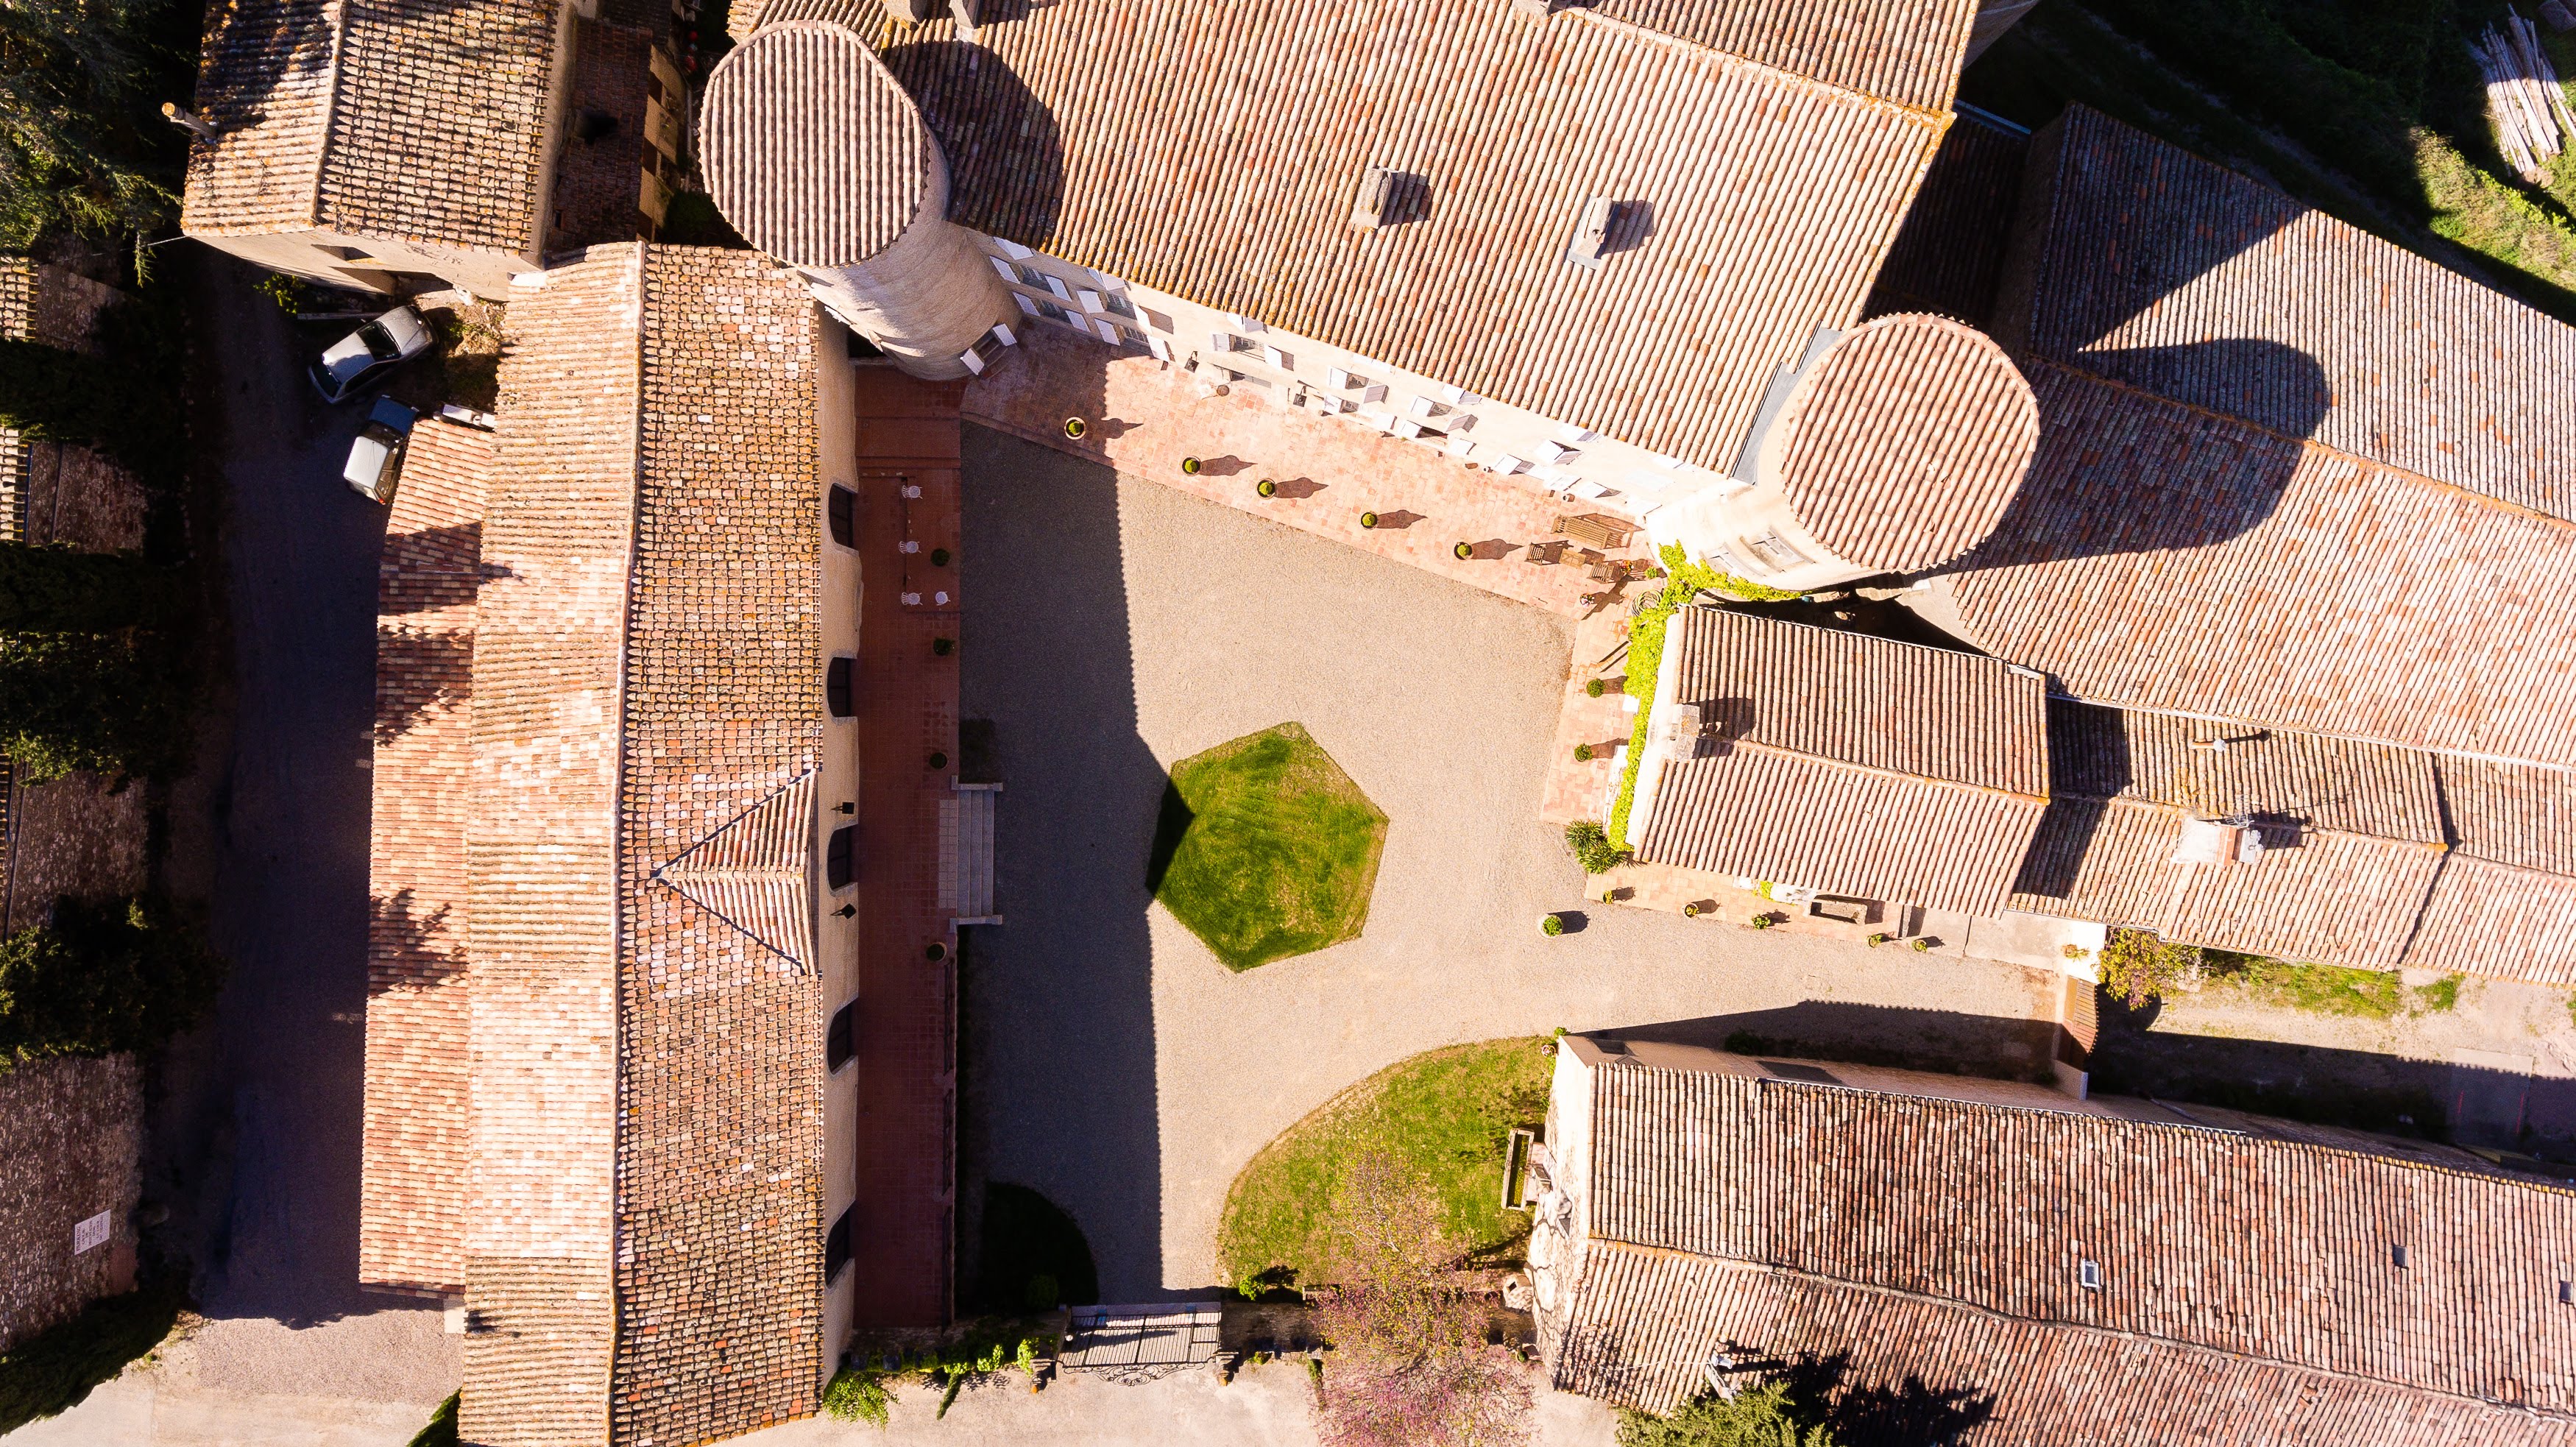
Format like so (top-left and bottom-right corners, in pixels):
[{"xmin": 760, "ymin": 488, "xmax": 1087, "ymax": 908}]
[
  {"xmin": 1613, "ymin": 1001, "xmax": 2060, "ymax": 1084},
  {"xmin": 958, "ymin": 415, "xmax": 1175, "ymax": 1301},
  {"xmin": 1940, "ymin": 339, "xmax": 2329, "ymax": 574}
]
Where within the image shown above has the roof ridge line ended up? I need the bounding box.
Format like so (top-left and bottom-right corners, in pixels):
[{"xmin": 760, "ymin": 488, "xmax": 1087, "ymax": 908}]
[
  {"xmin": 1581, "ymin": 1242, "xmax": 2576, "ymax": 1421},
  {"xmin": 1720, "ymin": 735, "xmax": 2048, "ymax": 804},
  {"xmin": 1560, "ymin": 7, "xmax": 1960, "ymax": 127},
  {"xmin": 648, "ymin": 763, "xmax": 820, "ymax": 880},
  {"xmin": 645, "ymin": 872, "xmax": 812, "ymax": 973},
  {"xmin": 2062, "ymin": 790, "xmax": 2451, "ymax": 852}
]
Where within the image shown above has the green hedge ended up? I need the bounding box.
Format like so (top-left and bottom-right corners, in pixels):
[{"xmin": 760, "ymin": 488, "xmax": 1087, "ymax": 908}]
[
  {"xmin": 0, "ymin": 896, "xmax": 224, "ymax": 1069},
  {"xmin": 0, "ymin": 629, "xmax": 190, "ymax": 782},
  {"xmin": 0, "ymin": 542, "xmax": 171, "ymax": 633},
  {"xmin": 0, "ymin": 339, "xmax": 177, "ymax": 478}
]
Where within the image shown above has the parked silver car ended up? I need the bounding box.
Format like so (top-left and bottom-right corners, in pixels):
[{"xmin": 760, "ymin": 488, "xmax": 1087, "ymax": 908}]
[
  {"xmin": 344, "ymin": 397, "xmax": 417, "ymax": 505},
  {"xmin": 310, "ymin": 305, "xmax": 433, "ymax": 403}
]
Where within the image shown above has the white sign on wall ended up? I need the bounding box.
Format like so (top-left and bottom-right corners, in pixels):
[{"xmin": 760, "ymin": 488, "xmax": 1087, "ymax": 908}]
[{"xmin": 71, "ymin": 1211, "xmax": 110, "ymax": 1256}]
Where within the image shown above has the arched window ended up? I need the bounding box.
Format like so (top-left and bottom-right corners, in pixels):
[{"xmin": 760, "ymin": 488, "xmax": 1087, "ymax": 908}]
[
  {"xmin": 824, "ymin": 1204, "xmax": 854, "ymax": 1284},
  {"xmin": 827, "ymin": 998, "xmax": 856, "ymax": 1072}
]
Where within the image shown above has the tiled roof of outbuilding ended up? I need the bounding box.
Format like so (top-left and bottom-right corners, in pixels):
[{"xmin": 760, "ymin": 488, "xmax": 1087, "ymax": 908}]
[
  {"xmin": 183, "ymin": 0, "xmax": 563, "ymax": 251},
  {"xmin": 1994, "ymin": 106, "xmax": 2576, "ymax": 523},
  {"xmin": 1863, "ymin": 110, "xmax": 2028, "ymax": 326},
  {"xmin": 361, "ymin": 417, "xmax": 492, "ymax": 1300},
  {"xmin": 1632, "ymin": 609, "xmax": 2047, "ymax": 913},
  {"xmin": 1770, "ymin": 313, "xmax": 2037, "ymax": 571},
  {"xmin": 702, "ymin": 21, "xmax": 937, "ymax": 269},
  {"xmin": 2407, "ymin": 755, "xmax": 2576, "ymax": 984},
  {"xmin": 1938, "ymin": 364, "xmax": 2576, "ymax": 768},
  {"xmin": 456, "ymin": 243, "xmax": 829, "ymax": 1447},
  {"xmin": 1557, "ymin": 1047, "xmax": 2576, "ymax": 1426},
  {"xmin": 857, "ymin": 0, "xmax": 1953, "ymax": 473}
]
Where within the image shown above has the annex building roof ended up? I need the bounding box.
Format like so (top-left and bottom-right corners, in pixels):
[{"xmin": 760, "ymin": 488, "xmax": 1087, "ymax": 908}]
[
  {"xmin": 1540, "ymin": 1036, "xmax": 2576, "ymax": 1440},
  {"xmin": 353, "ymin": 243, "xmax": 834, "ymax": 1447},
  {"xmin": 2006, "ymin": 700, "xmax": 2449, "ymax": 972},
  {"xmin": 2409, "ymin": 754, "xmax": 2576, "ymax": 986},
  {"xmin": 182, "ymin": 0, "xmax": 565, "ymax": 251},
  {"xmin": 1995, "ymin": 106, "xmax": 2576, "ymax": 524},
  {"xmin": 732, "ymin": 0, "xmax": 1965, "ymax": 477},
  {"xmin": 1632, "ymin": 608, "xmax": 2047, "ymax": 915}
]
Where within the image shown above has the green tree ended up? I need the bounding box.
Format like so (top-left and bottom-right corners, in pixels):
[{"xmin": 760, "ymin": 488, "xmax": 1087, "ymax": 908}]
[
  {"xmin": 0, "ymin": 338, "xmax": 177, "ymax": 475},
  {"xmin": 0, "ymin": 0, "xmax": 183, "ymax": 248},
  {"xmin": 0, "ymin": 894, "xmax": 223, "ymax": 1068},
  {"xmin": 0, "ymin": 541, "xmax": 170, "ymax": 631},
  {"xmin": 1618, "ymin": 1383, "xmax": 1841, "ymax": 1447},
  {"xmin": 0, "ymin": 629, "xmax": 187, "ymax": 782}
]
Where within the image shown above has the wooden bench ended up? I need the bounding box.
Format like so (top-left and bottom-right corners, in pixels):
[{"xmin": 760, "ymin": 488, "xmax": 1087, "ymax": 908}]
[{"xmin": 1552, "ymin": 512, "xmax": 1636, "ymax": 550}]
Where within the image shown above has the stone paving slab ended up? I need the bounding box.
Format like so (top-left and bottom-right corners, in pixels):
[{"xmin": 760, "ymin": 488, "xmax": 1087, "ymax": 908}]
[{"xmin": 964, "ymin": 328, "xmax": 1651, "ymax": 620}]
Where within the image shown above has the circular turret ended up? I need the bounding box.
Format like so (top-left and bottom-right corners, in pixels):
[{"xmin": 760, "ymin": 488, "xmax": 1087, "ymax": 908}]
[
  {"xmin": 701, "ymin": 21, "xmax": 1011, "ymax": 378},
  {"xmin": 1760, "ymin": 313, "xmax": 2039, "ymax": 574}
]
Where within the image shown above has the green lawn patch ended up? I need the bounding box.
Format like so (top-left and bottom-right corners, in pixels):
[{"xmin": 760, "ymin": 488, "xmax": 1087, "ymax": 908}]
[
  {"xmin": 1150, "ymin": 722, "xmax": 1387, "ymax": 971},
  {"xmin": 1217, "ymin": 1039, "xmax": 1552, "ymax": 1294}
]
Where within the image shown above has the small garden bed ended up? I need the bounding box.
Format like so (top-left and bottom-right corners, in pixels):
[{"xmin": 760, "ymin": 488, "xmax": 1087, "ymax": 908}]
[
  {"xmin": 1149, "ymin": 722, "xmax": 1388, "ymax": 971},
  {"xmin": 1606, "ymin": 545, "xmax": 1797, "ymax": 849},
  {"xmin": 1217, "ymin": 1039, "xmax": 1552, "ymax": 1294}
]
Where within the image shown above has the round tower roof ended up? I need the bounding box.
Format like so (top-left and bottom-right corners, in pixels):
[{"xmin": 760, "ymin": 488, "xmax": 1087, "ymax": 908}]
[
  {"xmin": 701, "ymin": 21, "xmax": 938, "ymax": 269},
  {"xmin": 1769, "ymin": 314, "xmax": 2039, "ymax": 574}
]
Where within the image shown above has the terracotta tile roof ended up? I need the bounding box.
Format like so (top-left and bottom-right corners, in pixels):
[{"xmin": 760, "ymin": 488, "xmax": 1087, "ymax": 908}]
[
  {"xmin": 703, "ymin": 21, "xmax": 937, "ymax": 269},
  {"xmin": 1551, "ymin": 1250, "xmax": 2576, "ymax": 1445},
  {"xmin": 609, "ymin": 245, "xmax": 827, "ymax": 1446},
  {"xmin": 2406, "ymin": 756, "xmax": 2576, "ymax": 983},
  {"xmin": 855, "ymin": 0, "xmax": 1952, "ymax": 472},
  {"xmin": 456, "ymin": 244, "xmax": 829, "ymax": 1444},
  {"xmin": 460, "ymin": 249, "xmax": 643, "ymax": 1447},
  {"xmin": 1633, "ymin": 609, "xmax": 2047, "ymax": 913},
  {"xmin": 183, "ymin": 0, "xmax": 563, "ymax": 251},
  {"xmin": 1584, "ymin": 0, "xmax": 1978, "ymax": 112},
  {"xmin": 1549, "ymin": 1047, "xmax": 2576, "ymax": 1428},
  {"xmin": 1994, "ymin": 106, "xmax": 2576, "ymax": 523},
  {"xmin": 361, "ymin": 417, "xmax": 493, "ymax": 1299},
  {"xmin": 1770, "ymin": 314, "xmax": 2037, "ymax": 572},
  {"xmin": 1938, "ymin": 364, "xmax": 2576, "ymax": 768},
  {"xmin": 2006, "ymin": 702, "xmax": 2448, "ymax": 970},
  {"xmin": 1863, "ymin": 111, "xmax": 2028, "ymax": 327}
]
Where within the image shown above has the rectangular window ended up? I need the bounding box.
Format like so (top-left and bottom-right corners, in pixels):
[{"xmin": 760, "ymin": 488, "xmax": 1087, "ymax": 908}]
[
  {"xmin": 827, "ymin": 485, "xmax": 856, "ymax": 548},
  {"xmin": 1013, "ymin": 262, "xmax": 1048, "ymax": 289},
  {"xmin": 1036, "ymin": 300, "xmax": 1069, "ymax": 323},
  {"xmin": 824, "ymin": 1204, "xmax": 854, "ymax": 1284},
  {"xmin": 1100, "ymin": 292, "xmax": 1138, "ymax": 321},
  {"xmin": 827, "ymin": 657, "xmax": 855, "ymax": 718},
  {"xmin": 828, "ymin": 825, "xmax": 858, "ymax": 890},
  {"xmin": 827, "ymin": 999, "xmax": 856, "ymax": 1072}
]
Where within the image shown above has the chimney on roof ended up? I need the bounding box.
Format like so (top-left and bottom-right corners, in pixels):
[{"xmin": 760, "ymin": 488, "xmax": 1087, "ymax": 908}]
[
  {"xmin": 160, "ymin": 102, "xmax": 218, "ymax": 141},
  {"xmin": 1566, "ymin": 197, "xmax": 1617, "ymax": 270},
  {"xmin": 2170, "ymin": 815, "xmax": 2265, "ymax": 867},
  {"xmin": 1351, "ymin": 167, "xmax": 1396, "ymax": 230},
  {"xmin": 1510, "ymin": 0, "xmax": 1556, "ymax": 20}
]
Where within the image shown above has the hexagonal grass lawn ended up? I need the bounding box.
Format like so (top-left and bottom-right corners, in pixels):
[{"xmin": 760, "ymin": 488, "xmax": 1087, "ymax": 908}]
[{"xmin": 1147, "ymin": 722, "xmax": 1389, "ymax": 972}]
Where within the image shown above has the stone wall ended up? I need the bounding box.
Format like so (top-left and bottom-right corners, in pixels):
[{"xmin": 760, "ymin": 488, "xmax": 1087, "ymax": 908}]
[
  {"xmin": 0, "ymin": 258, "xmax": 144, "ymax": 548},
  {"xmin": 0, "ymin": 1054, "xmax": 144, "ymax": 1352},
  {"xmin": 0, "ymin": 771, "xmax": 150, "ymax": 935}
]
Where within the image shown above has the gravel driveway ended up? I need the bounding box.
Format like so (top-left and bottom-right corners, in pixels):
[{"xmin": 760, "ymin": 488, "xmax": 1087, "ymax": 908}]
[{"xmin": 958, "ymin": 428, "xmax": 2058, "ymax": 1298}]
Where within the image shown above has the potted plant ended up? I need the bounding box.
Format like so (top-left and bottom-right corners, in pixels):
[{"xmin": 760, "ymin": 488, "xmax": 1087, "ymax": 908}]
[
  {"xmin": 932, "ymin": 637, "xmax": 955, "ymax": 657},
  {"xmin": 1749, "ymin": 913, "xmax": 1774, "ymax": 930},
  {"xmin": 1359, "ymin": 510, "xmax": 1380, "ymax": 528},
  {"xmin": 1064, "ymin": 417, "xmax": 1088, "ymax": 440},
  {"xmin": 1182, "ymin": 456, "xmax": 1204, "ymax": 475},
  {"xmin": 926, "ymin": 942, "xmax": 949, "ymax": 962},
  {"xmin": 1866, "ymin": 931, "xmax": 1889, "ymax": 947},
  {"xmin": 1682, "ymin": 902, "xmax": 1699, "ymax": 919},
  {"xmin": 1256, "ymin": 478, "xmax": 1277, "ymax": 498},
  {"xmin": 1585, "ymin": 679, "xmax": 1604, "ymax": 698},
  {"xmin": 928, "ymin": 751, "xmax": 949, "ymax": 769},
  {"xmin": 1911, "ymin": 937, "xmax": 1933, "ymax": 952},
  {"xmin": 930, "ymin": 547, "xmax": 951, "ymax": 566},
  {"xmin": 1573, "ymin": 743, "xmax": 1593, "ymax": 763},
  {"xmin": 1539, "ymin": 913, "xmax": 1564, "ymax": 937},
  {"xmin": 1454, "ymin": 541, "xmax": 1473, "ymax": 560}
]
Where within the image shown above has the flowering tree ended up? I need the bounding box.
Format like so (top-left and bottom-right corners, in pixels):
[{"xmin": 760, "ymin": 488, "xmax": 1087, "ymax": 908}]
[{"xmin": 1312, "ymin": 1144, "xmax": 1533, "ymax": 1447}]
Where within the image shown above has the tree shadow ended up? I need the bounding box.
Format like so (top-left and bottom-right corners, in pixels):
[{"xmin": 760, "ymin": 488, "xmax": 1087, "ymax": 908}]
[{"xmin": 1780, "ymin": 1351, "xmax": 1996, "ymax": 1447}]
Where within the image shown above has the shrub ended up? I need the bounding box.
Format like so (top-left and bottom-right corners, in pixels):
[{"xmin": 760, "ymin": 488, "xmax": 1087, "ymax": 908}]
[
  {"xmin": 2098, "ymin": 929, "xmax": 2201, "ymax": 1008},
  {"xmin": 1866, "ymin": 932, "xmax": 1889, "ymax": 947},
  {"xmin": 0, "ymin": 340, "xmax": 177, "ymax": 478},
  {"xmin": 1563, "ymin": 820, "xmax": 1626, "ymax": 874},
  {"xmin": 1573, "ymin": 743, "xmax": 1593, "ymax": 763},
  {"xmin": 1539, "ymin": 914, "xmax": 1563, "ymax": 937},
  {"xmin": 0, "ymin": 629, "xmax": 191, "ymax": 782},
  {"xmin": 1182, "ymin": 456, "xmax": 1204, "ymax": 475},
  {"xmin": 1259, "ymin": 478, "xmax": 1278, "ymax": 498},
  {"xmin": 1910, "ymin": 937, "xmax": 1931, "ymax": 952},
  {"xmin": 1453, "ymin": 542, "xmax": 1473, "ymax": 560},
  {"xmin": 406, "ymin": 1393, "xmax": 459, "ymax": 1447},
  {"xmin": 1359, "ymin": 511, "xmax": 1380, "ymax": 528},
  {"xmin": 1312, "ymin": 1147, "xmax": 1534, "ymax": 1447},
  {"xmin": 1616, "ymin": 1381, "xmax": 1840, "ymax": 1447},
  {"xmin": 1062, "ymin": 417, "xmax": 1087, "ymax": 439},
  {"xmin": 1585, "ymin": 678, "xmax": 1604, "ymax": 698},
  {"xmin": 821, "ymin": 1368, "xmax": 893, "ymax": 1426},
  {"xmin": 0, "ymin": 896, "xmax": 224, "ymax": 1068},
  {"xmin": 1682, "ymin": 903, "xmax": 1699, "ymax": 919},
  {"xmin": 930, "ymin": 548, "xmax": 951, "ymax": 567},
  {"xmin": 1749, "ymin": 914, "xmax": 1772, "ymax": 930},
  {"xmin": 0, "ymin": 542, "xmax": 173, "ymax": 633},
  {"xmin": 932, "ymin": 637, "xmax": 955, "ymax": 657}
]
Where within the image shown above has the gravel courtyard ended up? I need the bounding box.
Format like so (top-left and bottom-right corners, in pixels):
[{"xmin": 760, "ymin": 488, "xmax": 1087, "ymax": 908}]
[{"xmin": 958, "ymin": 428, "xmax": 2060, "ymax": 1298}]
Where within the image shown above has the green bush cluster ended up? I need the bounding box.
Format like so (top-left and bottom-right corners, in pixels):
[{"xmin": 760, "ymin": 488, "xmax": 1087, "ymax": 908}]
[
  {"xmin": 0, "ymin": 895, "xmax": 223, "ymax": 1069},
  {"xmin": 0, "ymin": 542, "xmax": 171, "ymax": 633},
  {"xmin": 0, "ymin": 339, "xmax": 180, "ymax": 479},
  {"xmin": 1563, "ymin": 820, "xmax": 1627, "ymax": 874},
  {"xmin": 827, "ymin": 1325, "xmax": 1052, "ymax": 1425},
  {"xmin": 1618, "ymin": 1381, "xmax": 1841, "ymax": 1447},
  {"xmin": 1606, "ymin": 545, "xmax": 1797, "ymax": 847},
  {"xmin": 0, "ymin": 628, "xmax": 189, "ymax": 782}
]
